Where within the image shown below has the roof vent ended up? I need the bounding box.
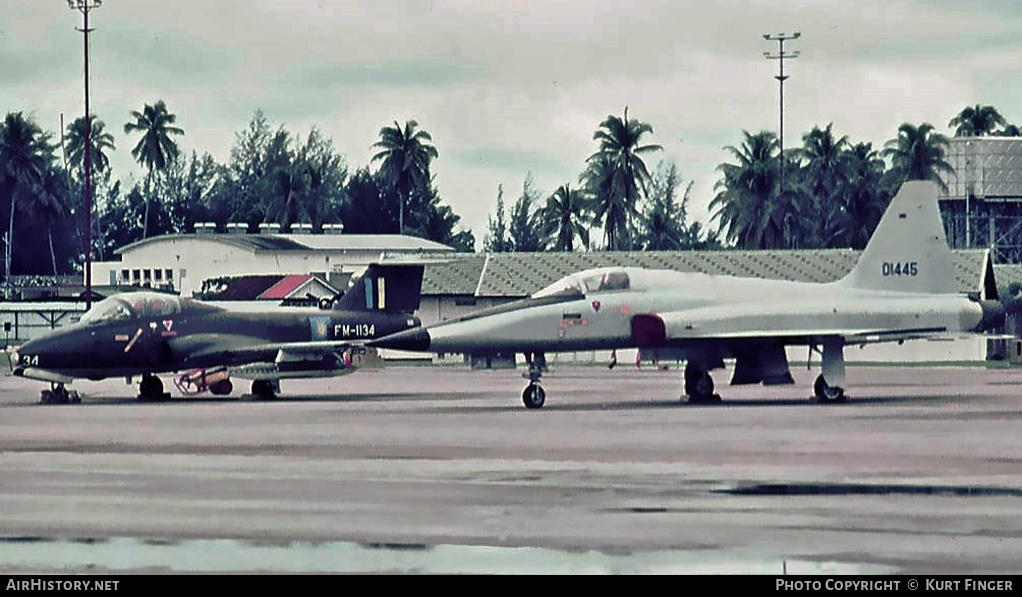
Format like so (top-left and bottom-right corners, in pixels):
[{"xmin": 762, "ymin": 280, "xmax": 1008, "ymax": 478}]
[
  {"xmin": 323, "ymin": 223, "xmax": 344, "ymax": 235},
  {"xmin": 195, "ymin": 222, "xmax": 216, "ymax": 234},
  {"xmin": 261, "ymin": 222, "xmax": 281, "ymax": 235},
  {"xmin": 293, "ymin": 223, "xmax": 313, "ymax": 234},
  {"xmin": 227, "ymin": 223, "xmax": 247, "ymax": 234}
]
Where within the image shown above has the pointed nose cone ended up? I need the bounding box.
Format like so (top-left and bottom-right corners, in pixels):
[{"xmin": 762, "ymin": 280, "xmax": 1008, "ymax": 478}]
[{"xmin": 371, "ymin": 327, "xmax": 431, "ymax": 351}]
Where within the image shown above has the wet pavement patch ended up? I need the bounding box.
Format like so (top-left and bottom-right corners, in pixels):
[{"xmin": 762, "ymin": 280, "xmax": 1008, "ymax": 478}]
[
  {"xmin": 717, "ymin": 483, "xmax": 1022, "ymax": 498},
  {"xmin": 0, "ymin": 536, "xmax": 895, "ymax": 574}
]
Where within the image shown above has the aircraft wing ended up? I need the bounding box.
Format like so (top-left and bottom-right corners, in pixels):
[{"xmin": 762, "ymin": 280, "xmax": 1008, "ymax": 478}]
[
  {"xmin": 638, "ymin": 298, "xmax": 980, "ymax": 347},
  {"xmin": 168, "ymin": 334, "xmax": 359, "ymax": 364}
]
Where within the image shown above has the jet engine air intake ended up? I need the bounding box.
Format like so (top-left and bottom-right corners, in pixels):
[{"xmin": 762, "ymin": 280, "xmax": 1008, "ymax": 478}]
[{"xmin": 631, "ymin": 314, "xmax": 666, "ymax": 347}]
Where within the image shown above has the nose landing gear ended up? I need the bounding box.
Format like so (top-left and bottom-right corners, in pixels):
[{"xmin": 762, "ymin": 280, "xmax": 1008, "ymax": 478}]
[
  {"xmin": 521, "ymin": 352, "xmax": 547, "ymax": 409},
  {"xmin": 522, "ymin": 382, "xmax": 546, "ymax": 409},
  {"xmin": 39, "ymin": 383, "xmax": 80, "ymax": 405}
]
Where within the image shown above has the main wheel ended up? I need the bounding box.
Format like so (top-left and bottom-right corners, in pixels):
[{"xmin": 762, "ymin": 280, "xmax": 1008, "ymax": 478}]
[
  {"xmin": 251, "ymin": 380, "xmax": 278, "ymax": 400},
  {"xmin": 522, "ymin": 383, "xmax": 546, "ymax": 409},
  {"xmin": 813, "ymin": 374, "xmax": 846, "ymax": 403},
  {"xmin": 138, "ymin": 375, "xmax": 165, "ymax": 401},
  {"xmin": 684, "ymin": 367, "xmax": 716, "ymax": 403},
  {"xmin": 695, "ymin": 371, "xmax": 714, "ymax": 396}
]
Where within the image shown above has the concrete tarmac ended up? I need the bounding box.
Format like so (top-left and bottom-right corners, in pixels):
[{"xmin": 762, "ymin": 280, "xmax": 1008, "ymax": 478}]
[{"xmin": 1, "ymin": 363, "xmax": 1021, "ymax": 574}]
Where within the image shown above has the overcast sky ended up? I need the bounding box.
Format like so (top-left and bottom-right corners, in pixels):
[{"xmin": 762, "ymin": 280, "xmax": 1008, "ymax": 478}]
[{"xmin": 3, "ymin": 1, "xmax": 1021, "ymax": 248}]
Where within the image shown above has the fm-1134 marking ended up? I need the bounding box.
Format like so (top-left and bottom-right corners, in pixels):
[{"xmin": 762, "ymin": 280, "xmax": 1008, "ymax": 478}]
[{"xmin": 336, "ymin": 323, "xmax": 376, "ymax": 338}]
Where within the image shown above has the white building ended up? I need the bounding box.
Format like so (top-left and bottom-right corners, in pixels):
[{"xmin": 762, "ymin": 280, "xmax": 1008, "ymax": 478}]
[{"xmin": 90, "ymin": 230, "xmax": 454, "ymax": 297}]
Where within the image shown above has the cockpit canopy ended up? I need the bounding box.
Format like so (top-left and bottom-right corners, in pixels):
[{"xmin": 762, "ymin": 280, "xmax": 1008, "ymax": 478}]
[
  {"xmin": 532, "ymin": 268, "xmax": 632, "ymax": 299},
  {"xmin": 79, "ymin": 292, "xmax": 218, "ymax": 325}
]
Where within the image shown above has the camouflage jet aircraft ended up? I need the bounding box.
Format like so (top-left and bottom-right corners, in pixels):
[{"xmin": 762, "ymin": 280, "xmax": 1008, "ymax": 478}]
[
  {"xmin": 373, "ymin": 182, "xmax": 1004, "ymax": 408},
  {"xmin": 12, "ymin": 264, "xmax": 423, "ymax": 403}
]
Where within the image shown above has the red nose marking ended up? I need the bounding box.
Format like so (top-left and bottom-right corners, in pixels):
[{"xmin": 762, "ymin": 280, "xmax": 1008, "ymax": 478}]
[{"xmin": 591, "ymin": 300, "xmax": 601, "ymax": 312}]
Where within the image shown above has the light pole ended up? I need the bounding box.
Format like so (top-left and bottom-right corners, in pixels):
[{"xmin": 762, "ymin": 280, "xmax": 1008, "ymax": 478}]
[
  {"xmin": 67, "ymin": 0, "xmax": 102, "ymax": 311},
  {"xmin": 764, "ymin": 32, "xmax": 800, "ymax": 195}
]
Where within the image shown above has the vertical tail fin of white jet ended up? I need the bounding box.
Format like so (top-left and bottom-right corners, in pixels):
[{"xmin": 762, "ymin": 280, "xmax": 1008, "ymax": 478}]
[{"xmin": 838, "ymin": 180, "xmax": 957, "ymax": 295}]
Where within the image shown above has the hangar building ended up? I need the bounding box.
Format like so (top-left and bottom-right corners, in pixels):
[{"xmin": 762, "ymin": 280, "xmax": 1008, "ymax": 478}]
[
  {"xmin": 939, "ymin": 136, "xmax": 1022, "ymax": 262},
  {"xmin": 90, "ymin": 230, "xmax": 455, "ymax": 298}
]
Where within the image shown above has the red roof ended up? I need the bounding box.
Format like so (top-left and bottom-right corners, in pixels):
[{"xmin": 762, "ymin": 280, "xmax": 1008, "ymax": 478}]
[{"xmin": 257, "ymin": 274, "xmax": 315, "ymax": 300}]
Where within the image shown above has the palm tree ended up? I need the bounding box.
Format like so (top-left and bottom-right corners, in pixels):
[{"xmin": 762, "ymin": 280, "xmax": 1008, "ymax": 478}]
[
  {"xmin": 881, "ymin": 123, "xmax": 954, "ymax": 192},
  {"xmin": 371, "ymin": 120, "xmax": 438, "ymax": 235},
  {"xmin": 996, "ymin": 123, "xmax": 1021, "ymax": 137},
  {"xmin": 710, "ymin": 130, "xmax": 787, "ymax": 249},
  {"xmin": 841, "ymin": 142, "xmax": 892, "ymax": 249},
  {"xmin": 586, "ymin": 107, "xmax": 662, "ymax": 250},
  {"xmin": 0, "ymin": 112, "xmax": 51, "ymax": 290},
  {"xmin": 65, "ymin": 115, "xmax": 116, "ymax": 180},
  {"xmin": 796, "ymin": 123, "xmax": 851, "ymax": 247},
  {"xmin": 32, "ymin": 169, "xmax": 71, "ymax": 276},
  {"xmin": 638, "ymin": 181, "xmax": 693, "ymax": 251},
  {"xmin": 123, "ymin": 100, "xmax": 184, "ymax": 238},
  {"xmin": 538, "ymin": 183, "xmax": 590, "ymax": 251},
  {"xmin": 798, "ymin": 124, "xmax": 849, "ymax": 199},
  {"xmin": 949, "ymin": 104, "xmax": 1007, "ymax": 137}
]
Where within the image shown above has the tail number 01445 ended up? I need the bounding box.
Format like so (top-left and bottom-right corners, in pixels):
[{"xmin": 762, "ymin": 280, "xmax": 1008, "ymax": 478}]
[{"xmin": 882, "ymin": 261, "xmax": 918, "ymax": 276}]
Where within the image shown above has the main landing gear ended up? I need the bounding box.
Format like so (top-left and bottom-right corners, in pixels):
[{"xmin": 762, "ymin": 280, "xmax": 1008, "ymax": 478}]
[
  {"xmin": 811, "ymin": 339, "xmax": 847, "ymax": 404},
  {"xmin": 39, "ymin": 383, "xmax": 80, "ymax": 405},
  {"xmin": 521, "ymin": 352, "xmax": 546, "ymax": 409},
  {"xmin": 683, "ymin": 363, "xmax": 721, "ymax": 404},
  {"xmin": 138, "ymin": 374, "xmax": 170, "ymax": 402},
  {"xmin": 813, "ymin": 374, "xmax": 846, "ymax": 404},
  {"xmin": 250, "ymin": 379, "xmax": 279, "ymax": 400}
]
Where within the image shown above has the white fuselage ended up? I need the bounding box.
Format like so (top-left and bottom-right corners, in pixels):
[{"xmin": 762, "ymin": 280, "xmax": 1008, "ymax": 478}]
[{"xmin": 426, "ymin": 270, "xmax": 983, "ymax": 354}]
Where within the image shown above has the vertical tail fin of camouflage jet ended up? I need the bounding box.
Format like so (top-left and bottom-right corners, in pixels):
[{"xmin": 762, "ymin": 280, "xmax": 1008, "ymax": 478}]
[
  {"xmin": 332, "ymin": 263, "xmax": 425, "ymax": 312},
  {"xmin": 838, "ymin": 180, "xmax": 958, "ymax": 295}
]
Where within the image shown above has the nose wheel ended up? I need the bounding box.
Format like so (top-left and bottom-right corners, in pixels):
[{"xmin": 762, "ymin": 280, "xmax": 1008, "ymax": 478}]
[
  {"xmin": 40, "ymin": 383, "xmax": 80, "ymax": 405},
  {"xmin": 521, "ymin": 352, "xmax": 547, "ymax": 409},
  {"xmin": 522, "ymin": 383, "xmax": 546, "ymax": 409}
]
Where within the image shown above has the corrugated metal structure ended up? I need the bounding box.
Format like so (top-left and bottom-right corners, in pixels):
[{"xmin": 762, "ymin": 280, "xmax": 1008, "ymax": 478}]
[
  {"xmin": 939, "ymin": 137, "xmax": 1022, "ymax": 262},
  {"xmin": 407, "ymin": 249, "xmax": 995, "ymax": 327}
]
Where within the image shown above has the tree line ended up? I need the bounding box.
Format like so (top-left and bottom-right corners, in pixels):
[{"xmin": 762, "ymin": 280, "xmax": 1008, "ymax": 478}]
[
  {"xmin": 485, "ymin": 103, "xmax": 1020, "ymax": 253},
  {"xmin": 0, "ymin": 104, "xmax": 474, "ymax": 282},
  {"xmin": 1, "ymin": 101, "xmax": 1019, "ymax": 283}
]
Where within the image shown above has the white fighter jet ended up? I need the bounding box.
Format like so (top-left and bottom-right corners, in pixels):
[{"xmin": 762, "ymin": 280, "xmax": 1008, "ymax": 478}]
[{"xmin": 373, "ymin": 181, "xmax": 1005, "ymax": 408}]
